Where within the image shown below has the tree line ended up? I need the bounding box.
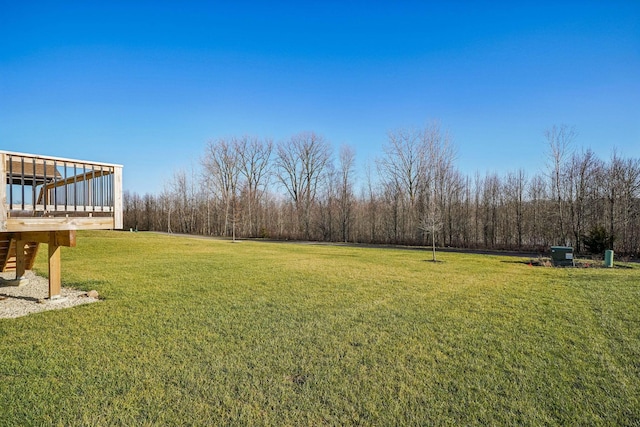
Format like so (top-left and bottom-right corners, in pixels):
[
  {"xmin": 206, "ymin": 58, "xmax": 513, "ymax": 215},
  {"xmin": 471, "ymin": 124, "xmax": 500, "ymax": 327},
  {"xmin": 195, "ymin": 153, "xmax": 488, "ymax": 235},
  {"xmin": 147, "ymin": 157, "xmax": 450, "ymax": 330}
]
[{"xmin": 123, "ymin": 123, "xmax": 640, "ymax": 256}]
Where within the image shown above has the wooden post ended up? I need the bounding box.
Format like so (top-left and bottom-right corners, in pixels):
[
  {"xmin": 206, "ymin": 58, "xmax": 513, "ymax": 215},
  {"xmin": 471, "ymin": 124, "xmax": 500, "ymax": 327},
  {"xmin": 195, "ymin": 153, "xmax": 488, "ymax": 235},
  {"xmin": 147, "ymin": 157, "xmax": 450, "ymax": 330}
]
[
  {"xmin": 0, "ymin": 153, "xmax": 6, "ymax": 232},
  {"xmin": 48, "ymin": 232, "xmax": 61, "ymax": 299},
  {"xmin": 15, "ymin": 239, "xmax": 27, "ymax": 279},
  {"xmin": 113, "ymin": 166, "xmax": 123, "ymax": 229}
]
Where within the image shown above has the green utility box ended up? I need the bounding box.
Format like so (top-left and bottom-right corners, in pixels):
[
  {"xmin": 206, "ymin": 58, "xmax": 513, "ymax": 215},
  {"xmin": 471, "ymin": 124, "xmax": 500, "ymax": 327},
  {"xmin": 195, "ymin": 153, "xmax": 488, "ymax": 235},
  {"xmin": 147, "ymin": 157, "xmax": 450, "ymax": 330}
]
[
  {"xmin": 551, "ymin": 246, "xmax": 574, "ymax": 267},
  {"xmin": 604, "ymin": 250, "xmax": 614, "ymax": 268}
]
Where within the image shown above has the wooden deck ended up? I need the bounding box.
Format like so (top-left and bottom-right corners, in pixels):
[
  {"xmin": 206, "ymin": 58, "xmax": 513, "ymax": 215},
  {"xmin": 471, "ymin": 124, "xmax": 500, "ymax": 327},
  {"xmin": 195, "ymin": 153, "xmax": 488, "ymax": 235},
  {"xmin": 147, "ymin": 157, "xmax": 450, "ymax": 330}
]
[
  {"xmin": 1, "ymin": 150, "xmax": 123, "ymax": 232},
  {"xmin": 1, "ymin": 150, "xmax": 123, "ymax": 298}
]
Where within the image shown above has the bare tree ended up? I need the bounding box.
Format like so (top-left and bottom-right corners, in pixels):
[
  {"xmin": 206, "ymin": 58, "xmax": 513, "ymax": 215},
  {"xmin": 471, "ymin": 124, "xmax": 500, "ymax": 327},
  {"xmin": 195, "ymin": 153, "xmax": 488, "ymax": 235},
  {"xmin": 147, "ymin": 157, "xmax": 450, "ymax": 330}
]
[
  {"xmin": 275, "ymin": 132, "xmax": 332, "ymax": 239},
  {"xmin": 202, "ymin": 138, "xmax": 242, "ymax": 239},
  {"xmin": 364, "ymin": 161, "xmax": 378, "ymax": 243},
  {"xmin": 527, "ymin": 173, "xmax": 548, "ymax": 249},
  {"xmin": 237, "ymin": 136, "xmax": 273, "ymax": 237},
  {"xmin": 566, "ymin": 149, "xmax": 598, "ymax": 252},
  {"xmin": 482, "ymin": 173, "xmax": 500, "ymax": 248},
  {"xmin": 618, "ymin": 157, "xmax": 640, "ymax": 254},
  {"xmin": 419, "ymin": 181, "xmax": 442, "ymax": 261},
  {"xmin": 378, "ymin": 122, "xmax": 448, "ymax": 242},
  {"xmin": 503, "ymin": 169, "xmax": 527, "ymax": 249},
  {"xmin": 378, "ymin": 127, "xmax": 430, "ymax": 243},
  {"xmin": 604, "ymin": 151, "xmax": 640, "ymax": 253},
  {"xmin": 166, "ymin": 168, "xmax": 199, "ymax": 234},
  {"xmin": 338, "ymin": 145, "xmax": 356, "ymax": 242},
  {"xmin": 424, "ymin": 122, "xmax": 458, "ymax": 246},
  {"xmin": 316, "ymin": 162, "xmax": 337, "ymax": 241},
  {"xmin": 472, "ymin": 172, "xmax": 483, "ymax": 248},
  {"xmin": 545, "ymin": 124, "xmax": 576, "ymax": 245}
]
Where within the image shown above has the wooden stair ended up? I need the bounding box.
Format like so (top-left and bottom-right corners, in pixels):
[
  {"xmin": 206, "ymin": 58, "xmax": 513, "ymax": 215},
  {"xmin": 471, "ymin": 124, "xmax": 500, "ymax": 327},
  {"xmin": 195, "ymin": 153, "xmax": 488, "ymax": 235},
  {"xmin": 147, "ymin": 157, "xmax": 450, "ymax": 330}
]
[{"xmin": 0, "ymin": 234, "xmax": 39, "ymax": 273}]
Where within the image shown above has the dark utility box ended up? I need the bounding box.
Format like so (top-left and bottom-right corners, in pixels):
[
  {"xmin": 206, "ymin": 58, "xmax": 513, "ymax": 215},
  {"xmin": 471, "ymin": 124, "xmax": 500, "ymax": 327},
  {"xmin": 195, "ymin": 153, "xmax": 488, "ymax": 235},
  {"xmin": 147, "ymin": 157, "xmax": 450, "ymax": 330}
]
[{"xmin": 551, "ymin": 246, "xmax": 574, "ymax": 267}]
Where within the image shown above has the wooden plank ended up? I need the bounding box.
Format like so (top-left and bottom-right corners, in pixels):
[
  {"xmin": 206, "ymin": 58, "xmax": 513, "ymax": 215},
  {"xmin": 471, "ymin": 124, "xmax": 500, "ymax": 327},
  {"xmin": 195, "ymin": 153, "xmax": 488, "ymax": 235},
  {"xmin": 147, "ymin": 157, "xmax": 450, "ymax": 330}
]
[
  {"xmin": 6, "ymin": 217, "xmax": 114, "ymax": 232},
  {"xmin": 48, "ymin": 233, "xmax": 61, "ymax": 299}
]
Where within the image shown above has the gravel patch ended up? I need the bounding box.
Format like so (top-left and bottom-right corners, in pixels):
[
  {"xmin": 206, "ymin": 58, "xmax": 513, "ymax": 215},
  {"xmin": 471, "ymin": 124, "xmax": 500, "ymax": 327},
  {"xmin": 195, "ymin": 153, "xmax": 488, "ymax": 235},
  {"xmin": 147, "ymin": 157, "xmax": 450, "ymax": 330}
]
[{"xmin": 0, "ymin": 271, "xmax": 100, "ymax": 319}]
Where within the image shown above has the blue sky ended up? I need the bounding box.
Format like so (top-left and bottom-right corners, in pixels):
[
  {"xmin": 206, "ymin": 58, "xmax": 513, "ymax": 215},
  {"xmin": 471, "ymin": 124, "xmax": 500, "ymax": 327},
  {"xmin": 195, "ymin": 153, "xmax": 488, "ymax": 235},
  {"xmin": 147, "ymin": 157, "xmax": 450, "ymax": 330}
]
[{"xmin": 1, "ymin": 1, "xmax": 638, "ymax": 194}]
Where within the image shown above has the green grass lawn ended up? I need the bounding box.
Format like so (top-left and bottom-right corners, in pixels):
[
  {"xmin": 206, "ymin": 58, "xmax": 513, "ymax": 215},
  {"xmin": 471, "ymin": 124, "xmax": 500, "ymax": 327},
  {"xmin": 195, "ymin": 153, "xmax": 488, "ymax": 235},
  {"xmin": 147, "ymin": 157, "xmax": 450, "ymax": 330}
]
[{"xmin": 1, "ymin": 231, "xmax": 638, "ymax": 426}]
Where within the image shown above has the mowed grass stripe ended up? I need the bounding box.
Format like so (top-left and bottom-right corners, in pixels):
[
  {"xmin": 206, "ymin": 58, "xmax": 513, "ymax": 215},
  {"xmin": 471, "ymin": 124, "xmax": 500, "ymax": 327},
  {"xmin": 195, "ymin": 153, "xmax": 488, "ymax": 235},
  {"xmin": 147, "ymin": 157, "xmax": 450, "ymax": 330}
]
[{"xmin": 0, "ymin": 231, "xmax": 638, "ymax": 425}]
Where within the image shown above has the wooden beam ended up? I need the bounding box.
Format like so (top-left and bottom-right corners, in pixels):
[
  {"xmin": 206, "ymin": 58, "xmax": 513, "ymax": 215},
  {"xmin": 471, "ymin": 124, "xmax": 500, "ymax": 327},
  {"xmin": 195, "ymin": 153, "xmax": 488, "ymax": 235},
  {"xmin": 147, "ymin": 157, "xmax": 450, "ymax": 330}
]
[
  {"xmin": 48, "ymin": 232, "xmax": 61, "ymax": 299},
  {"xmin": 15, "ymin": 230, "xmax": 76, "ymax": 247},
  {"xmin": 52, "ymin": 230, "xmax": 76, "ymax": 247},
  {"xmin": 6, "ymin": 217, "xmax": 114, "ymax": 232}
]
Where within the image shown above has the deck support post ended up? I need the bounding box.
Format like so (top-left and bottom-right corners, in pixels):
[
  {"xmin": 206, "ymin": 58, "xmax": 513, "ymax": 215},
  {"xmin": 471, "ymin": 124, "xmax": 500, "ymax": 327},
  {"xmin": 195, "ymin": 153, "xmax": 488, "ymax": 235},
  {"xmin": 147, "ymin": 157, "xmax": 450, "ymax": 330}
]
[
  {"xmin": 15, "ymin": 239, "xmax": 27, "ymax": 280},
  {"xmin": 48, "ymin": 232, "xmax": 62, "ymax": 299}
]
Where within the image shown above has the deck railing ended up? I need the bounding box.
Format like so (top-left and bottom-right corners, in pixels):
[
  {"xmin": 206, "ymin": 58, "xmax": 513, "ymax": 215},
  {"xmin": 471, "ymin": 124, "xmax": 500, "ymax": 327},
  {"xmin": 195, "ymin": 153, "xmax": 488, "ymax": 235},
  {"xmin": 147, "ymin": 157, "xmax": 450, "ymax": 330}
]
[{"xmin": 1, "ymin": 150, "xmax": 123, "ymax": 232}]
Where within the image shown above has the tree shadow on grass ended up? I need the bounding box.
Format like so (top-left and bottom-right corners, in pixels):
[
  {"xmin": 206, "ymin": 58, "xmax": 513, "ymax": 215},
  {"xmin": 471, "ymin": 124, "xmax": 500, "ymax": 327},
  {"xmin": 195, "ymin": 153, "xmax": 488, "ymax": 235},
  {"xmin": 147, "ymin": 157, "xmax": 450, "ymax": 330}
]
[
  {"xmin": 501, "ymin": 260, "xmax": 535, "ymax": 265},
  {"xmin": 500, "ymin": 259, "xmax": 635, "ymax": 269}
]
